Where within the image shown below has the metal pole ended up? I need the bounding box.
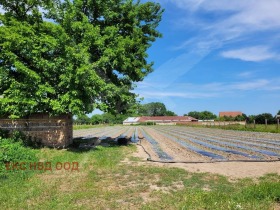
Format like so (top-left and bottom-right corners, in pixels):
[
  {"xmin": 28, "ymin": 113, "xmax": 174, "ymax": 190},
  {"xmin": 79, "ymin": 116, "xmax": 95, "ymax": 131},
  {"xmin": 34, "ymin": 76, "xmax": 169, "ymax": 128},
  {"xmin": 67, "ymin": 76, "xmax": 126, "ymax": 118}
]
[
  {"xmin": 254, "ymin": 120, "xmax": 256, "ymax": 129},
  {"xmin": 277, "ymin": 119, "xmax": 279, "ymax": 130},
  {"xmin": 265, "ymin": 119, "xmax": 267, "ymax": 129}
]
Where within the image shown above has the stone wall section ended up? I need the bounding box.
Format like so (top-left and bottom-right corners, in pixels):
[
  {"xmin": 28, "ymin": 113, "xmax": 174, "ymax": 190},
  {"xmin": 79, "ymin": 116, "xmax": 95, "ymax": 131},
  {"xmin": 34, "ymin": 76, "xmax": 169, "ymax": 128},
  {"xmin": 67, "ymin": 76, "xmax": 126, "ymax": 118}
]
[{"xmin": 0, "ymin": 113, "xmax": 73, "ymax": 148}]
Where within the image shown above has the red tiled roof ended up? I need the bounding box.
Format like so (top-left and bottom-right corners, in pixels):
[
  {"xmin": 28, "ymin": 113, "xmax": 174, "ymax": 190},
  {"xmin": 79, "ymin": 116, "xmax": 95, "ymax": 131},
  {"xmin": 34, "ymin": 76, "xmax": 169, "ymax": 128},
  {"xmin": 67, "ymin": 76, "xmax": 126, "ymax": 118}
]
[
  {"xmin": 219, "ymin": 111, "xmax": 242, "ymax": 117},
  {"xmin": 138, "ymin": 116, "xmax": 198, "ymax": 122}
]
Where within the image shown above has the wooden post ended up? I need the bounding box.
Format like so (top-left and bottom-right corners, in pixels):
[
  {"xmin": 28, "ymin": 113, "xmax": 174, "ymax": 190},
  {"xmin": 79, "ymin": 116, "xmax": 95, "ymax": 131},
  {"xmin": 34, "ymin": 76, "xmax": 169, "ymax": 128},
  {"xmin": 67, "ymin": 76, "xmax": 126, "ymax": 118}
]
[
  {"xmin": 265, "ymin": 119, "xmax": 267, "ymax": 129},
  {"xmin": 277, "ymin": 119, "xmax": 279, "ymax": 130}
]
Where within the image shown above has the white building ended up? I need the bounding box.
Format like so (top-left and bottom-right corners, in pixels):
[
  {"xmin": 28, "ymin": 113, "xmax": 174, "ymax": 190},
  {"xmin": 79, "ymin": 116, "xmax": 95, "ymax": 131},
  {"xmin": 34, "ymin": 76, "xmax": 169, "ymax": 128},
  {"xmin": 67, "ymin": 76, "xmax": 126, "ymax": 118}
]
[{"xmin": 123, "ymin": 117, "xmax": 140, "ymax": 125}]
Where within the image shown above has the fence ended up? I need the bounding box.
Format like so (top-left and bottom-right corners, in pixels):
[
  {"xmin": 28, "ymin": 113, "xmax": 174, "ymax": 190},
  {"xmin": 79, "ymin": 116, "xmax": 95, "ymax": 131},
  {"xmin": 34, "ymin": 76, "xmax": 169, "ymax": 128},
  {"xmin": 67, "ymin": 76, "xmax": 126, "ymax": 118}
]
[
  {"xmin": 245, "ymin": 119, "xmax": 280, "ymax": 131},
  {"xmin": 0, "ymin": 113, "xmax": 73, "ymax": 148}
]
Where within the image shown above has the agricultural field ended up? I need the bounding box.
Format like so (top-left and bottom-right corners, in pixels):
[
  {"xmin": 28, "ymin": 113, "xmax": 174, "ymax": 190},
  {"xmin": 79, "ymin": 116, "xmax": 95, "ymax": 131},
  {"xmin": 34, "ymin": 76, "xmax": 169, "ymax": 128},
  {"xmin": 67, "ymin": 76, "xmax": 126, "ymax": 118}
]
[
  {"xmin": 75, "ymin": 125, "xmax": 280, "ymax": 163},
  {"xmin": 74, "ymin": 125, "xmax": 280, "ymax": 178}
]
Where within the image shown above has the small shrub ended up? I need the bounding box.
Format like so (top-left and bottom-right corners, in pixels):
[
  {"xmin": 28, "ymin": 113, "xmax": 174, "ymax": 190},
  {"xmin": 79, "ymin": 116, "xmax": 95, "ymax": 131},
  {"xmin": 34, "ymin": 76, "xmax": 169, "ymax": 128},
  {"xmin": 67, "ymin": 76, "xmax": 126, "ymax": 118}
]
[
  {"xmin": 0, "ymin": 129, "xmax": 42, "ymax": 148},
  {"xmin": 138, "ymin": 122, "xmax": 154, "ymax": 126},
  {"xmin": 0, "ymin": 137, "xmax": 38, "ymax": 178}
]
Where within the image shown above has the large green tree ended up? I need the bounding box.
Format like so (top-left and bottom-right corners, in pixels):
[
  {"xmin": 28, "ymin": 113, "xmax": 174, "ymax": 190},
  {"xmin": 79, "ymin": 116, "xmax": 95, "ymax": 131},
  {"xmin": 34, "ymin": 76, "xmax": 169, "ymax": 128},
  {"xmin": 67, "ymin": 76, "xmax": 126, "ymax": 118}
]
[
  {"xmin": 255, "ymin": 113, "xmax": 274, "ymax": 124},
  {"xmin": 139, "ymin": 102, "xmax": 166, "ymax": 116},
  {"xmin": 185, "ymin": 111, "xmax": 217, "ymax": 120},
  {"xmin": 185, "ymin": 111, "xmax": 200, "ymax": 119},
  {"xmin": 165, "ymin": 110, "xmax": 177, "ymax": 116},
  {"xmin": 0, "ymin": 0, "xmax": 163, "ymax": 118},
  {"xmin": 139, "ymin": 102, "xmax": 177, "ymax": 116}
]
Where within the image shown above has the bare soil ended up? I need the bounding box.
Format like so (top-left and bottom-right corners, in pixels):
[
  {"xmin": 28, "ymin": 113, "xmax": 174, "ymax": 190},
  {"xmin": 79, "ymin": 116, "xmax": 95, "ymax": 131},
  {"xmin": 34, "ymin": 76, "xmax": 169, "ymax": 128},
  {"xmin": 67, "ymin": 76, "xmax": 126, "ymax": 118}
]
[
  {"xmin": 131, "ymin": 144, "xmax": 280, "ymax": 179},
  {"xmin": 145, "ymin": 127, "xmax": 208, "ymax": 161}
]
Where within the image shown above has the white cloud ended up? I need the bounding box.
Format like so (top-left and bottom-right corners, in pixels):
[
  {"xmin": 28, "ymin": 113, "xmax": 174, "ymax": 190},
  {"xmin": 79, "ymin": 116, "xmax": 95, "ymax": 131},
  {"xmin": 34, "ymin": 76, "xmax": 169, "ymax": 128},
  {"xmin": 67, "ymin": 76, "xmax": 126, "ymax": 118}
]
[
  {"xmin": 168, "ymin": 0, "xmax": 206, "ymax": 11},
  {"xmin": 237, "ymin": 71, "xmax": 255, "ymax": 79},
  {"xmin": 207, "ymin": 1, "xmax": 280, "ymax": 42},
  {"xmin": 174, "ymin": 37, "xmax": 222, "ymax": 55},
  {"xmin": 167, "ymin": 0, "xmax": 280, "ymax": 62},
  {"xmin": 138, "ymin": 91, "xmax": 218, "ymax": 99},
  {"xmin": 143, "ymin": 50, "xmax": 209, "ymax": 89},
  {"xmin": 228, "ymin": 79, "xmax": 270, "ymax": 90},
  {"xmin": 194, "ymin": 79, "xmax": 278, "ymax": 91},
  {"xmin": 136, "ymin": 78, "xmax": 280, "ymax": 100},
  {"xmin": 221, "ymin": 46, "xmax": 279, "ymax": 62},
  {"xmin": 171, "ymin": 0, "xmax": 280, "ymax": 29}
]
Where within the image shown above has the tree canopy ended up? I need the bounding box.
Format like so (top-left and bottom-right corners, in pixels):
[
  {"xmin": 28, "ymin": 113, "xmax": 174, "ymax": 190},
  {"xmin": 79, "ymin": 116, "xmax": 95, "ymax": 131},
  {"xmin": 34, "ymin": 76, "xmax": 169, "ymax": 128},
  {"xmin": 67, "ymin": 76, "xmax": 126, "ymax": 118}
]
[
  {"xmin": 0, "ymin": 0, "xmax": 163, "ymax": 118},
  {"xmin": 165, "ymin": 110, "xmax": 177, "ymax": 116},
  {"xmin": 185, "ymin": 111, "xmax": 217, "ymax": 120},
  {"xmin": 254, "ymin": 113, "xmax": 275, "ymax": 124},
  {"xmin": 138, "ymin": 102, "xmax": 177, "ymax": 116},
  {"xmin": 74, "ymin": 112, "xmax": 128, "ymax": 124}
]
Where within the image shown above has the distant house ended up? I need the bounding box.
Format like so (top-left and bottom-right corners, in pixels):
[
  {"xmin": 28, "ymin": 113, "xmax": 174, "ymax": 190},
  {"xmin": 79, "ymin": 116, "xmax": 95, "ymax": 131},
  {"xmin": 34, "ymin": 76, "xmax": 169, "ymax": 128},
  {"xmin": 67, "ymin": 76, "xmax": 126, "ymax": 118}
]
[
  {"xmin": 123, "ymin": 116, "xmax": 198, "ymax": 125},
  {"xmin": 219, "ymin": 111, "xmax": 242, "ymax": 118}
]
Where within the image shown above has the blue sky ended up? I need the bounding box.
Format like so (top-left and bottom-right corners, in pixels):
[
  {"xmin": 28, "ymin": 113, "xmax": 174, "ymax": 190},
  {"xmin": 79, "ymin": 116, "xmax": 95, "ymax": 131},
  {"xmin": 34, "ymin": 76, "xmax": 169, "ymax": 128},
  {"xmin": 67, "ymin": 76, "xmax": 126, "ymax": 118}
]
[{"xmin": 134, "ymin": 0, "xmax": 280, "ymax": 116}]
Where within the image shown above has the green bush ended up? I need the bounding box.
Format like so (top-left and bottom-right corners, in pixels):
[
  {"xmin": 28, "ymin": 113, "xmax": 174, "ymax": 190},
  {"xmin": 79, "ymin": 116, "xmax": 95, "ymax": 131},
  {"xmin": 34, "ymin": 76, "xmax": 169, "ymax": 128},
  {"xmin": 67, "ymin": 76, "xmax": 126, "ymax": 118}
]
[
  {"xmin": 0, "ymin": 129, "xmax": 42, "ymax": 148},
  {"xmin": 0, "ymin": 137, "xmax": 38, "ymax": 178},
  {"xmin": 137, "ymin": 122, "xmax": 154, "ymax": 125}
]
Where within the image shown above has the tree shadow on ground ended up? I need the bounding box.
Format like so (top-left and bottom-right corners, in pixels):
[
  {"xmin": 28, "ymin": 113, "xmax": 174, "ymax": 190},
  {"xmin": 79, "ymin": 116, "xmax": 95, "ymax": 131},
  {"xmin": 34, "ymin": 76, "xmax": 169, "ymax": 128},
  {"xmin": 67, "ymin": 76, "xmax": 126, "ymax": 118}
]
[{"xmin": 67, "ymin": 136, "xmax": 132, "ymax": 153}]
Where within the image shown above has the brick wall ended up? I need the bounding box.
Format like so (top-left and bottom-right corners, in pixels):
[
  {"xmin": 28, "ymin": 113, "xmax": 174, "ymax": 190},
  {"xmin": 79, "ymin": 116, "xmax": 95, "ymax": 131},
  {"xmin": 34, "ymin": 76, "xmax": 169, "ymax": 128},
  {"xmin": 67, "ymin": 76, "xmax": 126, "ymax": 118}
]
[
  {"xmin": 201, "ymin": 121, "xmax": 246, "ymax": 126},
  {"xmin": 0, "ymin": 113, "xmax": 73, "ymax": 148}
]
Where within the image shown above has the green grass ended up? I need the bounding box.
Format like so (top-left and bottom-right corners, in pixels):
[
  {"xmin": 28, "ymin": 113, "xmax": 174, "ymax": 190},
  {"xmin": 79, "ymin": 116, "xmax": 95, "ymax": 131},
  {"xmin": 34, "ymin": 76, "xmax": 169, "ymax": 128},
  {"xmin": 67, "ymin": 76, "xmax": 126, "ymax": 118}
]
[
  {"xmin": 214, "ymin": 124, "xmax": 280, "ymax": 133},
  {"xmin": 0, "ymin": 144, "xmax": 279, "ymax": 209},
  {"xmin": 73, "ymin": 124, "xmax": 110, "ymax": 130}
]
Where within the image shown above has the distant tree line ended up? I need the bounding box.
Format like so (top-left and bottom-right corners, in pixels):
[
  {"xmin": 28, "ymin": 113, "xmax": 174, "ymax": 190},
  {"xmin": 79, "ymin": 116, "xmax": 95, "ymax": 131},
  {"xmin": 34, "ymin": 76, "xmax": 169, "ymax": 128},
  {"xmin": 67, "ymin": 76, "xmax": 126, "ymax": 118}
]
[
  {"xmin": 74, "ymin": 113, "xmax": 127, "ymax": 125},
  {"xmin": 74, "ymin": 104, "xmax": 280, "ymax": 125},
  {"xmin": 184, "ymin": 110, "xmax": 280, "ymax": 124},
  {"xmin": 247, "ymin": 113, "xmax": 279, "ymax": 124},
  {"xmin": 74, "ymin": 102, "xmax": 177, "ymax": 124}
]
